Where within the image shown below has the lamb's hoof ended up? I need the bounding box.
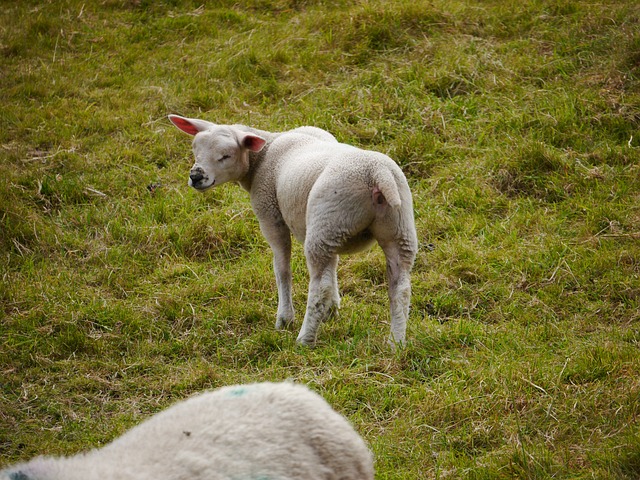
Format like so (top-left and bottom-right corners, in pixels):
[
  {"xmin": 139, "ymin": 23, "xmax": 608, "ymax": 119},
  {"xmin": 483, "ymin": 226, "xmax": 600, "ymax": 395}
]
[
  {"xmin": 323, "ymin": 304, "xmax": 340, "ymax": 323},
  {"xmin": 275, "ymin": 315, "xmax": 294, "ymax": 330},
  {"xmin": 387, "ymin": 335, "xmax": 406, "ymax": 352},
  {"xmin": 332, "ymin": 296, "xmax": 341, "ymax": 310},
  {"xmin": 296, "ymin": 333, "xmax": 317, "ymax": 347}
]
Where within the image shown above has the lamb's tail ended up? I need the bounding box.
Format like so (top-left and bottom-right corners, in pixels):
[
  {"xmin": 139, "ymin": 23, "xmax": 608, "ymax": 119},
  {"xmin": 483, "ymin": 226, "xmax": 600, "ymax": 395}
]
[{"xmin": 372, "ymin": 166, "xmax": 401, "ymax": 208}]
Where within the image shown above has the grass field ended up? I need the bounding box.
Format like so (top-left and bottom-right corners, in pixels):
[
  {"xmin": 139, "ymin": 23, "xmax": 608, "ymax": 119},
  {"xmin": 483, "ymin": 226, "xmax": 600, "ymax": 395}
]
[{"xmin": 1, "ymin": 0, "xmax": 639, "ymax": 478}]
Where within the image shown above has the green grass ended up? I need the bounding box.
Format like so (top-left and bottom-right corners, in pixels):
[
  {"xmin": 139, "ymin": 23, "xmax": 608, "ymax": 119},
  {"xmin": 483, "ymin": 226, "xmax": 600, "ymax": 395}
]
[{"xmin": 1, "ymin": 0, "xmax": 639, "ymax": 478}]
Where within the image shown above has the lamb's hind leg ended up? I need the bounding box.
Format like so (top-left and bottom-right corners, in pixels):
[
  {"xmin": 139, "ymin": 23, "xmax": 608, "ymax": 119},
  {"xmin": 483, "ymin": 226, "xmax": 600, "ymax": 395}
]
[
  {"xmin": 296, "ymin": 250, "xmax": 339, "ymax": 345},
  {"xmin": 298, "ymin": 171, "xmax": 373, "ymax": 345},
  {"xmin": 380, "ymin": 239, "xmax": 417, "ymax": 347}
]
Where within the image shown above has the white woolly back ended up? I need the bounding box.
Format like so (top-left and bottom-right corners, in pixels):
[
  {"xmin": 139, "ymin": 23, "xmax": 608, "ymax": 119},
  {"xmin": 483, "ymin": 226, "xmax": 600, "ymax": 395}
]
[{"xmin": 1, "ymin": 382, "xmax": 374, "ymax": 480}]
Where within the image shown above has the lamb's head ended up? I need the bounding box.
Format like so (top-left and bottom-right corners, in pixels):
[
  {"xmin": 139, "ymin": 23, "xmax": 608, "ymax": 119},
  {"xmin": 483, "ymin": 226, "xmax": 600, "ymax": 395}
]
[{"xmin": 168, "ymin": 115, "xmax": 266, "ymax": 191}]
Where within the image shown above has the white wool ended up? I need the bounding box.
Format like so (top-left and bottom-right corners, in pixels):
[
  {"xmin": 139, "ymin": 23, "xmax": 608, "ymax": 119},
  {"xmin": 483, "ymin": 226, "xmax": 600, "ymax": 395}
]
[
  {"xmin": 169, "ymin": 115, "xmax": 418, "ymax": 346},
  {"xmin": 1, "ymin": 382, "xmax": 374, "ymax": 480}
]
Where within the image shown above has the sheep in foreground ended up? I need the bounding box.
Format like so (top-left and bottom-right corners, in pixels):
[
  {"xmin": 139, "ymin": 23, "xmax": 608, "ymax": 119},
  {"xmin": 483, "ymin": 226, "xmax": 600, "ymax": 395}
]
[
  {"xmin": 1, "ymin": 382, "xmax": 374, "ymax": 480},
  {"xmin": 169, "ymin": 115, "xmax": 418, "ymax": 346}
]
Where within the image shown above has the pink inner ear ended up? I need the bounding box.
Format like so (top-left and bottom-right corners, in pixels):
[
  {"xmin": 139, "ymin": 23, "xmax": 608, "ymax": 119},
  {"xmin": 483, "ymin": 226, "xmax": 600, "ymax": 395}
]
[
  {"xmin": 243, "ymin": 135, "xmax": 266, "ymax": 152},
  {"xmin": 169, "ymin": 116, "xmax": 200, "ymax": 135}
]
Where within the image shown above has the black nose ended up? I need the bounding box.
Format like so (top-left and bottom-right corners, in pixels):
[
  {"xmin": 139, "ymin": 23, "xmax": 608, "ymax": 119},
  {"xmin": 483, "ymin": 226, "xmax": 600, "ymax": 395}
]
[{"xmin": 190, "ymin": 170, "xmax": 204, "ymax": 184}]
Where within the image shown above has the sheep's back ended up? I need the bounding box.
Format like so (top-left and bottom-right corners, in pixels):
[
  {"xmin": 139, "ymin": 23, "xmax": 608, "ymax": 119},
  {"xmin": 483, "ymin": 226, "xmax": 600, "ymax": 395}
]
[{"xmin": 1, "ymin": 382, "xmax": 373, "ymax": 480}]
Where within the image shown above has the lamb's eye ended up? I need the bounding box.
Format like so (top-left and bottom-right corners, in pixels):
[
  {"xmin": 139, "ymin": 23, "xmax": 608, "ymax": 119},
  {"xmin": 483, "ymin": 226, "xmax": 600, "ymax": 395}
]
[{"xmin": 218, "ymin": 155, "xmax": 231, "ymax": 162}]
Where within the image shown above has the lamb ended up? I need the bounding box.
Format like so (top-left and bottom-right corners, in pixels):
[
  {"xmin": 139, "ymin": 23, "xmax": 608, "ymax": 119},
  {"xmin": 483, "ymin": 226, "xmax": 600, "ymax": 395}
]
[
  {"xmin": 0, "ymin": 382, "xmax": 374, "ymax": 480},
  {"xmin": 169, "ymin": 114, "xmax": 418, "ymax": 346}
]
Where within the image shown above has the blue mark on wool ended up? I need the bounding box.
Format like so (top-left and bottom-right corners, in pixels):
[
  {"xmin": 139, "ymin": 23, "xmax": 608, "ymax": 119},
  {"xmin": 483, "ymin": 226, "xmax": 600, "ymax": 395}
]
[
  {"xmin": 228, "ymin": 387, "xmax": 248, "ymax": 397},
  {"xmin": 9, "ymin": 472, "xmax": 30, "ymax": 480}
]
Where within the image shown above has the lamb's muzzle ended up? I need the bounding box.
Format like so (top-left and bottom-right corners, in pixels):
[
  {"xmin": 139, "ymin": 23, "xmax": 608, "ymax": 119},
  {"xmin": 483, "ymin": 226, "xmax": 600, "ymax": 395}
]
[
  {"xmin": 189, "ymin": 167, "xmax": 205, "ymax": 186},
  {"xmin": 168, "ymin": 114, "xmax": 419, "ymax": 346}
]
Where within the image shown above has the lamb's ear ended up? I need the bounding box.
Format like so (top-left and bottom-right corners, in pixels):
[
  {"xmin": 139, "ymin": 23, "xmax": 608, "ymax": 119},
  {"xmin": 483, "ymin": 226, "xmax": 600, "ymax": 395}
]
[
  {"xmin": 241, "ymin": 134, "xmax": 266, "ymax": 152},
  {"xmin": 168, "ymin": 114, "xmax": 215, "ymax": 136}
]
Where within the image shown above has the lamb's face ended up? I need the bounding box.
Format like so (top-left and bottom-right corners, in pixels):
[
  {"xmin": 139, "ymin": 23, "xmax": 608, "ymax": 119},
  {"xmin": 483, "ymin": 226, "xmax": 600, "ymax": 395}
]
[{"xmin": 189, "ymin": 129, "xmax": 248, "ymax": 191}]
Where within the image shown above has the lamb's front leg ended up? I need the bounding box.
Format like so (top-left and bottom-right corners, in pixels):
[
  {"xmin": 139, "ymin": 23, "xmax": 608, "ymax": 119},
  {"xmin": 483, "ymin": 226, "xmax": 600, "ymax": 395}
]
[{"xmin": 260, "ymin": 222, "xmax": 295, "ymax": 329}]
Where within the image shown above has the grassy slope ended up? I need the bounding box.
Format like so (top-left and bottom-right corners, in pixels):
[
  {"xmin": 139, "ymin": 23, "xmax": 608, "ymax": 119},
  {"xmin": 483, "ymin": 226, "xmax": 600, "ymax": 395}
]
[{"xmin": 1, "ymin": 0, "xmax": 639, "ymax": 478}]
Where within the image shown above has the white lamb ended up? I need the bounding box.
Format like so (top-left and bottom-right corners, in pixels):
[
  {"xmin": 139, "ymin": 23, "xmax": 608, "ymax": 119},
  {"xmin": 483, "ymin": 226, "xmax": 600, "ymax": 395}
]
[
  {"xmin": 169, "ymin": 115, "xmax": 418, "ymax": 346},
  {"xmin": 0, "ymin": 382, "xmax": 374, "ymax": 480}
]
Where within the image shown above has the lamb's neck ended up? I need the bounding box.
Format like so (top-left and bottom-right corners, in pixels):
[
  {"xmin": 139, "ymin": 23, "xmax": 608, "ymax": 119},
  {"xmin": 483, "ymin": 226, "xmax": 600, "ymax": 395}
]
[{"xmin": 237, "ymin": 126, "xmax": 279, "ymax": 192}]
